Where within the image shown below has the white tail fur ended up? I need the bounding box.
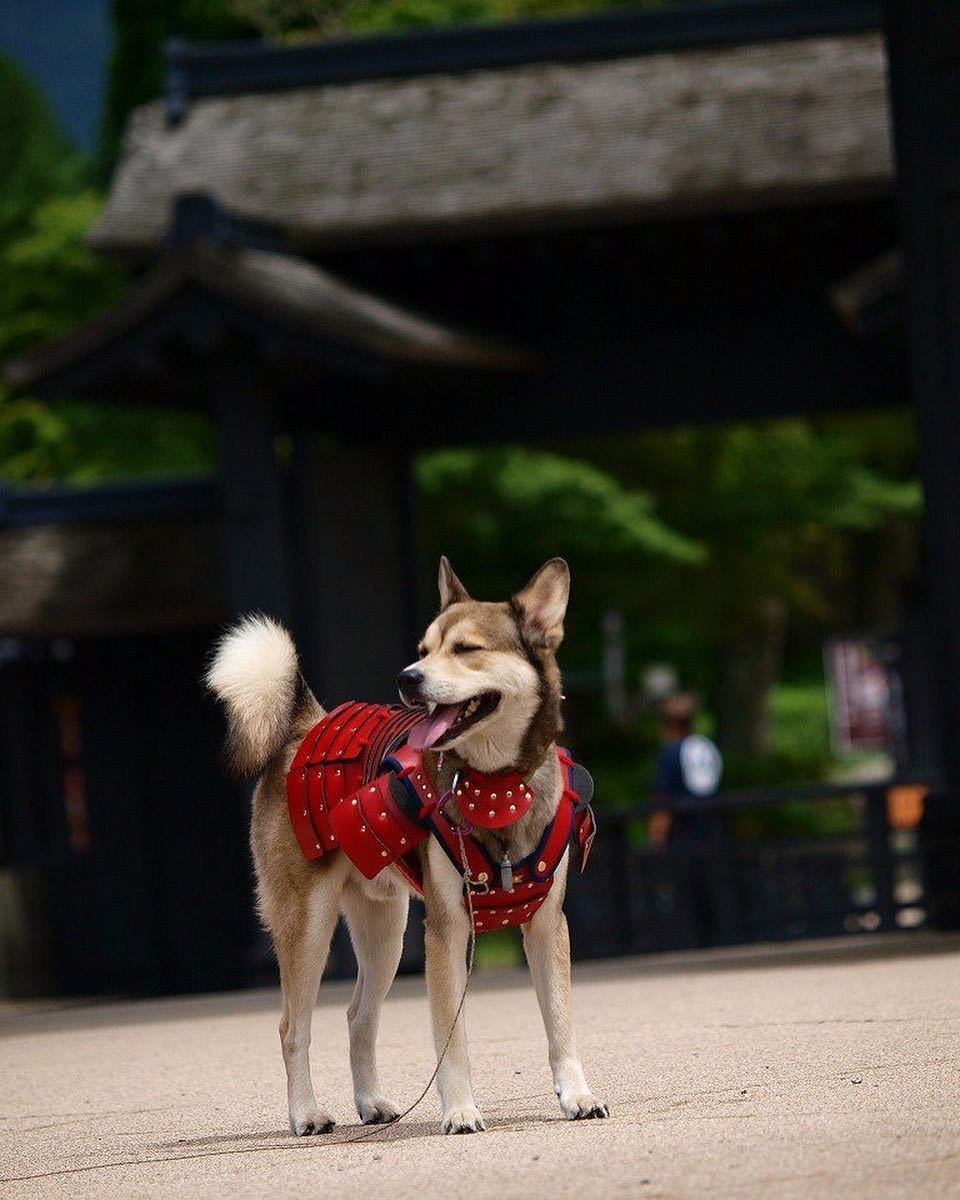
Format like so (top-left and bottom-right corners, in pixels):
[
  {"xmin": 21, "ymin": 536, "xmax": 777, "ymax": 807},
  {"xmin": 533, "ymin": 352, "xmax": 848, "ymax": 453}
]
[{"xmin": 205, "ymin": 614, "xmax": 304, "ymax": 778}]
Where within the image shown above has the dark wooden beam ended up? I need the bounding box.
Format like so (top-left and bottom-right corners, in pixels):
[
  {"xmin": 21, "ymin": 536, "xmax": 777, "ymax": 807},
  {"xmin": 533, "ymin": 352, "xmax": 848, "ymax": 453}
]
[
  {"xmin": 214, "ymin": 354, "xmax": 292, "ymax": 622},
  {"xmin": 290, "ymin": 435, "xmax": 419, "ymax": 704},
  {"xmin": 0, "ymin": 479, "xmax": 217, "ymax": 529},
  {"xmin": 884, "ymin": 0, "xmax": 960, "ymax": 923},
  {"xmin": 884, "ymin": 1, "xmax": 960, "ymax": 786}
]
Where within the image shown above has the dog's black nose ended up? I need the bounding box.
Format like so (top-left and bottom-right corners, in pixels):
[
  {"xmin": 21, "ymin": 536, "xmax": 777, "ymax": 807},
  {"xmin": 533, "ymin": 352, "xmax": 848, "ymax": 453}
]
[{"xmin": 397, "ymin": 667, "xmax": 424, "ymax": 702}]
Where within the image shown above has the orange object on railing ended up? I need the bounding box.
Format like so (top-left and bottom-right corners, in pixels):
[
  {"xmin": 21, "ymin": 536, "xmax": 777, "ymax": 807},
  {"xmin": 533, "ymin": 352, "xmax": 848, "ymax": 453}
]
[{"xmin": 886, "ymin": 785, "xmax": 928, "ymax": 830}]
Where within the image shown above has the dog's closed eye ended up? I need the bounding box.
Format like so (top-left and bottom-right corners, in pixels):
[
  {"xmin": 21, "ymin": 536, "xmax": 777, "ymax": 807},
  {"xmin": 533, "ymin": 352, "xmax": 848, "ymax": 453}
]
[{"xmin": 452, "ymin": 643, "xmax": 483, "ymax": 655}]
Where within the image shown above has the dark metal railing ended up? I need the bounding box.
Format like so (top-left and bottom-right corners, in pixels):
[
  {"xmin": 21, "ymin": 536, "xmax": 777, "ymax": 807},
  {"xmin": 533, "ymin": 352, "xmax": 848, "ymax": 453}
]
[
  {"xmin": 324, "ymin": 775, "xmax": 935, "ymax": 978},
  {"xmin": 565, "ymin": 778, "xmax": 936, "ymax": 958}
]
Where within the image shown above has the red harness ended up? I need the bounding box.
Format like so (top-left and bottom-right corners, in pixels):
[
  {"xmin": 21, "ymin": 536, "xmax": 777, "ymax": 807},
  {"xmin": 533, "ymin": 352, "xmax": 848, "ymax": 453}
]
[{"xmin": 286, "ymin": 702, "xmax": 597, "ymax": 932}]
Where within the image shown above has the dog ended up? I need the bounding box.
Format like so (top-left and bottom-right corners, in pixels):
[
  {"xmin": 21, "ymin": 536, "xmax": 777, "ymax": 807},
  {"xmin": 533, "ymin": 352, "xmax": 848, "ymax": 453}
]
[{"xmin": 206, "ymin": 556, "xmax": 608, "ymax": 1135}]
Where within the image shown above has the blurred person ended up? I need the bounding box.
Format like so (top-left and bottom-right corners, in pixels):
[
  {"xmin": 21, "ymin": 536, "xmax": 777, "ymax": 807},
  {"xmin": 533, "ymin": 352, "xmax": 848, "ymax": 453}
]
[{"xmin": 648, "ymin": 694, "xmax": 727, "ymax": 946}]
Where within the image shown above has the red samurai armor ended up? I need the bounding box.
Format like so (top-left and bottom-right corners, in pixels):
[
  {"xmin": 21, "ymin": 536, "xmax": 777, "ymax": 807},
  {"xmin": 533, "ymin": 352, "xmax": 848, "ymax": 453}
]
[{"xmin": 286, "ymin": 701, "xmax": 596, "ymax": 932}]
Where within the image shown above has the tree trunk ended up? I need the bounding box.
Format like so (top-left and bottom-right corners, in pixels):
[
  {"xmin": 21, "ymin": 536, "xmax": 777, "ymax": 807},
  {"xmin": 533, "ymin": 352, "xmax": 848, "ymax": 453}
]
[{"xmin": 714, "ymin": 598, "xmax": 788, "ymax": 756}]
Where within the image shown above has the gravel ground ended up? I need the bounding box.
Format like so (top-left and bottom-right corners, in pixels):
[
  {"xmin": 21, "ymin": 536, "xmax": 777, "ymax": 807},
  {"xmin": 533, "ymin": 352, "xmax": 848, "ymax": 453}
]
[{"xmin": 3, "ymin": 934, "xmax": 960, "ymax": 1199}]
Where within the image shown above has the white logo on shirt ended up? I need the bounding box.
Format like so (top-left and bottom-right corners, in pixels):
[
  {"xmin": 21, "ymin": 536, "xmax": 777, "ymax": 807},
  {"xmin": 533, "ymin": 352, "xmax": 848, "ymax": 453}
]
[{"xmin": 679, "ymin": 735, "xmax": 723, "ymax": 796}]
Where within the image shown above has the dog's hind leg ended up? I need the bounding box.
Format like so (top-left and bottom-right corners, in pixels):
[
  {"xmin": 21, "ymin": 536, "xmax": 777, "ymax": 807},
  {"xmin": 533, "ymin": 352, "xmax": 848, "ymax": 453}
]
[
  {"xmin": 342, "ymin": 880, "xmax": 408, "ymax": 1124},
  {"xmin": 521, "ymin": 856, "xmax": 609, "ymax": 1121},
  {"xmin": 275, "ymin": 879, "xmax": 341, "ymax": 1135}
]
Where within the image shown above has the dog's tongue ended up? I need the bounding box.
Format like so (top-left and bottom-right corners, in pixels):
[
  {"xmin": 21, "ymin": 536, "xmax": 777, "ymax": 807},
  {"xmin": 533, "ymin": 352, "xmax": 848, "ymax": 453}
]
[{"xmin": 408, "ymin": 703, "xmax": 463, "ymax": 752}]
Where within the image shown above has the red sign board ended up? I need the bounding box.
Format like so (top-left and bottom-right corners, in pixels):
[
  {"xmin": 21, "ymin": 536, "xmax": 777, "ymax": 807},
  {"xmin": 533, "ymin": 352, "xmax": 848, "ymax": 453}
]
[{"xmin": 825, "ymin": 637, "xmax": 905, "ymax": 758}]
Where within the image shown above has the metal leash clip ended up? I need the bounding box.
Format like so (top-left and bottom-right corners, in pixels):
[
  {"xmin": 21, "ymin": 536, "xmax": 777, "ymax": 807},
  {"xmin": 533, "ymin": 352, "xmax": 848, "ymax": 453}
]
[
  {"xmin": 437, "ymin": 769, "xmax": 473, "ymax": 834},
  {"xmin": 454, "ymin": 826, "xmax": 489, "ymax": 894}
]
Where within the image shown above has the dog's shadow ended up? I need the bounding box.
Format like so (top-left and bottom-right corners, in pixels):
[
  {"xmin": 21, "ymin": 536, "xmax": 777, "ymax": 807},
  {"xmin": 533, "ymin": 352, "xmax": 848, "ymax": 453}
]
[{"xmin": 149, "ymin": 1114, "xmax": 544, "ymax": 1156}]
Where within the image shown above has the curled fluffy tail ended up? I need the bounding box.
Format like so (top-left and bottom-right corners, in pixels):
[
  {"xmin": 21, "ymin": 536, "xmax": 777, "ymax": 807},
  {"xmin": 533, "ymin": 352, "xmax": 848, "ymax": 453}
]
[{"xmin": 205, "ymin": 614, "xmax": 312, "ymax": 779}]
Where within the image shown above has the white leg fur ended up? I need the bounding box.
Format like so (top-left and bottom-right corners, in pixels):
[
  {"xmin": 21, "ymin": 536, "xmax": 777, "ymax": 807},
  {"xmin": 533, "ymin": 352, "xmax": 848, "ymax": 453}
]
[
  {"xmin": 522, "ymin": 855, "xmax": 609, "ymax": 1120},
  {"xmin": 341, "ymin": 881, "xmax": 408, "ymax": 1124},
  {"xmin": 423, "ymin": 841, "xmax": 485, "ymax": 1133},
  {"xmin": 276, "ymin": 879, "xmax": 342, "ymax": 1135}
]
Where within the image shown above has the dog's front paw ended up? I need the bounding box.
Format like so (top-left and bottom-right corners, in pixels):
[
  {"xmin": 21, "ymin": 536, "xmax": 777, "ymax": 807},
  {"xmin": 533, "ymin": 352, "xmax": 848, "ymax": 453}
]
[
  {"xmin": 357, "ymin": 1094, "xmax": 401, "ymax": 1125},
  {"xmin": 290, "ymin": 1107, "xmax": 336, "ymax": 1136},
  {"xmin": 441, "ymin": 1104, "xmax": 486, "ymax": 1134},
  {"xmin": 558, "ymin": 1088, "xmax": 609, "ymax": 1121}
]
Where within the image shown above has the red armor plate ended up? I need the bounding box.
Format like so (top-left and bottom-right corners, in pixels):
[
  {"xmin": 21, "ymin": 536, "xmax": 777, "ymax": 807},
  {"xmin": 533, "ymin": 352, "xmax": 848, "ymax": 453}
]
[
  {"xmin": 286, "ymin": 702, "xmax": 425, "ymax": 862},
  {"xmin": 285, "ymin": 704, "xmax": 597, "ymax": 933}
]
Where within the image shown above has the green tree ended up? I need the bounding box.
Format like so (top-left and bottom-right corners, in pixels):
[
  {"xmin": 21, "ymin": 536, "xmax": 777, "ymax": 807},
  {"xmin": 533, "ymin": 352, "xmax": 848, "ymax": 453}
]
[
  {"xmin": 0, "ymin": 191, "xmax": 215, "ymax": 483},
  {"xmin": 0, "ymin": 54, "xmax": 216, "ymax": 484},
  {"xmin": 0, "ymin": 397, "xmax": 216, "ymax": 484},
  {"xmin": 593, "ymin": 417, "xmax": 921, "ymax": 756},
  {"xmin": 0, "ymin": 191, "xmax": 123, "ymax": 359},
  {"xmin": 0, "ymin": 57, "xmax": 86, "ymax": 236},
  {"xmin": 230, "ymin": 0, "xmax": 669, "ymax": 37},
  {"xmin": 416, "ymin": 445, "xmax": 704, "ymax": 676},
  {"xmin": 417, "ymin": 420, "xmax": 921, "ymax": 769}
]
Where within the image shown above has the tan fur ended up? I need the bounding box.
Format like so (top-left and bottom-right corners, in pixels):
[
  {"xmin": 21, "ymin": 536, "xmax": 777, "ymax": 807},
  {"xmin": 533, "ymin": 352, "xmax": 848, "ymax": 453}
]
[
  {"xmin": 209, "ymin": 561, "xmax": 607, "ymax": 1136},
  {"xmin": 412, "ymin": 601, "xmax": 543, "ymax": 773}
]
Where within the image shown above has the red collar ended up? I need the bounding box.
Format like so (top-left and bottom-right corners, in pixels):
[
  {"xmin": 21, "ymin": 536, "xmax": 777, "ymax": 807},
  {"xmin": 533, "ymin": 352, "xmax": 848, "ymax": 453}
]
[{"xmin": 444, "ymin": 766, "xmax": 534, "ymax": 829}]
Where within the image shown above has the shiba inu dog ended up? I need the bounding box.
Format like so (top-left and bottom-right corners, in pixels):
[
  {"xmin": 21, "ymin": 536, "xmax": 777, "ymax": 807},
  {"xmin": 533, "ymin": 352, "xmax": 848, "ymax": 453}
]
[{"xmin": 206, "ymin": 557, "xmax": 607, "ymax": 1136}]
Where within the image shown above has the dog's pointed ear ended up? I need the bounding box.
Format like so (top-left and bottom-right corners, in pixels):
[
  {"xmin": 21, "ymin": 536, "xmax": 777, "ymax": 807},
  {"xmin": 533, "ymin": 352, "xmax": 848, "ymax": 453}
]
[
  {"xmin": 438, "ymin": 556, "xmax": 471, "ymax": 610},
  {"xmin": 512, "ymin": 558, "xmax": 570, "ymax": 650}
]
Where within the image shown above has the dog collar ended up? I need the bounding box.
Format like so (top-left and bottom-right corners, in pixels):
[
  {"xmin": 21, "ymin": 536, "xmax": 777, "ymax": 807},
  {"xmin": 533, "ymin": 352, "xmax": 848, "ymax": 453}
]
[{"xmin": 443, "ymin": 767, "xmax": 534, "ymax": 829}]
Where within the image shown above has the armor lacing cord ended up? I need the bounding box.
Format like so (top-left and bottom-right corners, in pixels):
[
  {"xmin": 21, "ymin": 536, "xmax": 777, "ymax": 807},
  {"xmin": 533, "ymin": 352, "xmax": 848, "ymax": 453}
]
[{"xmin": 324, "ymin": 826, "xmax": 478, "ymax": 1146}]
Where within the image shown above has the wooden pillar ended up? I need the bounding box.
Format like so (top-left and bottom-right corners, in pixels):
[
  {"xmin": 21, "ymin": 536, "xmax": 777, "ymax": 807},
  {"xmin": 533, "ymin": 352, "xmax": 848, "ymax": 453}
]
[
  {"xmin": 212, "ymin": 356, "xmax": 292, "ymax": 979},
  {"xmin": 290, "ymin": 434, "xmax": 419, "ymax": 705},
  {"xmin": 213, "ymin": 360, "xmax": 291, "ymax": 621},
  {"xmin": 884, "ymin": 2, "xmax": 960, "ymax": 924}
]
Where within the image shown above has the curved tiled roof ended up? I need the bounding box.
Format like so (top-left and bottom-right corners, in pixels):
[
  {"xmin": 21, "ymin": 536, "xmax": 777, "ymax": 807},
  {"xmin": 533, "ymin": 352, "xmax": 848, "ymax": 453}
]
[
  {"xmin": 0, "ymin": 519, "xmax": 223, "ymax": 636},
  {"xmin": 91, "ymin": 32, "xmax": 892, "ymax": 257},
  {"xmin": 4, "ymin": 240, "xmax": 532, "ymax": 395}
]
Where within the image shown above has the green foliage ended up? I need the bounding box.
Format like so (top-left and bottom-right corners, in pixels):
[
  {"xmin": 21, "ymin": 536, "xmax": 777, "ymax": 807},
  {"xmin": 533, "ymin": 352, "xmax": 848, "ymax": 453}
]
[
  {"xmin": 230, "ymin": 0, "xmax": 667, "ymax": 37},
  {"xmin": 769, "ymin": 681, "xmax": 831, "ymax": 766},
  {"xmin": 0, "ymin": 191, "xmax": 124, "ymax": 359},
  {"xmin": 0, "ymin": 52, "xmax": 216, "ymax": 486},
  {"xmin": 0, "ymin": 400, "xmax": 216, "ymax": 484},
  {"xmin": 0, "ymin": 189, "xmax": 216, "ymax": 483},
  {"xmin": 474, "ymin": 928, "xmax": 522, "ymax": 968},
  {"xmin": 605, "ymin": 418, "xmax": 923, "ymax": 639},
  {"xmin": 0, "ymin": 57, "xmax": 86, "ymax": 235},
  {"xmin": 416, "ymin": 445, "xmax": 703, "ymax": 573},
  {"xmin": 416, "ymin": 444, "xmax": 705, "ymax": 676},
  {"xmin": 731, "ymin": 794, "xmax": 861, "ymax": 841},
  {"xmin": 0, "ymin": 57, "xmax": 118, "ymax": 345}
]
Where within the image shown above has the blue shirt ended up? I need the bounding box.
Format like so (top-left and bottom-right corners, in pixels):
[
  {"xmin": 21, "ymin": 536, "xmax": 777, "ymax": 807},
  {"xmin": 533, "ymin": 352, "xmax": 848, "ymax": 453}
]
[{"xmin": 654, "ymin": 735, "xmax": 723, "ymax": 841}]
